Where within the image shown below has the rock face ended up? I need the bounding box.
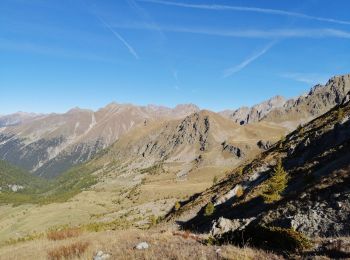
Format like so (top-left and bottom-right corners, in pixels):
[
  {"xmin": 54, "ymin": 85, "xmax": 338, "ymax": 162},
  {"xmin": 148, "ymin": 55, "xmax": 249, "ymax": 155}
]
[
  {"xmin": 0, "ymin": 103, "xmax": 199, "ymax": 178},
  {"xmin": 221, "ymin": 142, "xmax": 244, "ymax": 158},
  {"xmin": 211, "ymin": 217, "xmax": 255, "ymax": 237}
]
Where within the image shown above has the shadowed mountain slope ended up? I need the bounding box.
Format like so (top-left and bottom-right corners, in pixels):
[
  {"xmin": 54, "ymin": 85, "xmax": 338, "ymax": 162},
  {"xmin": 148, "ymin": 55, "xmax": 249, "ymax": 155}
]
[{"xmin": 166, "ymin": 91, "xmax": 350, "ymax": 253}]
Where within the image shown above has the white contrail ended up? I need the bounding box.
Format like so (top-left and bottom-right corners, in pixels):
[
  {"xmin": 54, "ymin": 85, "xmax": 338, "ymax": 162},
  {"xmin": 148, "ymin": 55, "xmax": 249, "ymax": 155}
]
[
  {"xmin": 111, "ymin": 23, "xmax": 350, "ymax": 39},
  {"xmin": 138, "ymin": 0, "xmax": 350, "ymax": 26},
  {"xmin": 98, "ymin": 16, "xmax": 139, "ymax": 59},
  {"xmin": 223, "ymin": 41, "xmax": 276, "ymax": 78}
]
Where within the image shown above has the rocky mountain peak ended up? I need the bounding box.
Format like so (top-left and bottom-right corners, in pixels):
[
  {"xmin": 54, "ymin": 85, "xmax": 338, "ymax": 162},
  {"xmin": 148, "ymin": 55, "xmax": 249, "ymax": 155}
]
[{"xmin": 219, "ymin": 95, "xmax": 286, "ymax": 125}]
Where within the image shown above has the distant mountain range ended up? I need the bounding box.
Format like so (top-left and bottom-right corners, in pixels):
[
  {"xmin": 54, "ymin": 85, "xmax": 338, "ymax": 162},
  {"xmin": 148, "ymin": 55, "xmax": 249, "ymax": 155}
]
[
  {"xmin": 0, "ymin": 103, "xmax": 199, "ymax": 178},
  {"xmin": 0, "ymin": 74, "xmax": 349, "ymax": 178}
]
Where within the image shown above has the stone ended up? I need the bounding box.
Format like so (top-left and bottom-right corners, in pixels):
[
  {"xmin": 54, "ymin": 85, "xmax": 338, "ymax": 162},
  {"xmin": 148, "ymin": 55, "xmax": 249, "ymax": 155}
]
[
  {"xmin": 210, "ymin": 217, "xmax": 255, "ymax": 237},
  {"xmin": 135, "ymin": 242, "xmax": 149, "ymax": 250},
  {"xmin": 214, "ymin": 185, "xmax": 243, "ymax": 206},
  {"xmin": 257, "ymin": 140, "xmax": 272, "ymax": 150},
  {"xmin": 93, "ymin": 251, "xmax": 111, "ymax": 260}
]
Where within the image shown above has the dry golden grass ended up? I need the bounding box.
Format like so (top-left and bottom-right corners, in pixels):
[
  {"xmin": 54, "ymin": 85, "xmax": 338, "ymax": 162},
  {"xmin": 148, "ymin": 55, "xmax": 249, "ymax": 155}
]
[
  {"xmin": 47, "ymin": 227, "xmax": 82, "ymax": 241},
  {"xmin": 0, "ymin": 229, "xmax": 282, "ymax": 260}
]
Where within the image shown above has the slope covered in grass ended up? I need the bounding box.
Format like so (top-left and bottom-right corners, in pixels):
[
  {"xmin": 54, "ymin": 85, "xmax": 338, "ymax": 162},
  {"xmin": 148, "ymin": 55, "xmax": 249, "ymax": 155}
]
[{"xmin": 0, "ymin": 161, "xmax": 97, "ymax": 205}]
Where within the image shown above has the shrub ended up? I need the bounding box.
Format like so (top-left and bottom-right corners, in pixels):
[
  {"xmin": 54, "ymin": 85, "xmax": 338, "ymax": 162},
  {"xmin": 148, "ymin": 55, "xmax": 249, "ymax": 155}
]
[
  {"xmin": 235, "ymin": 185, "xmax": 244, "ymax": 198},
  {"xmin": 149, "ymin": 215, "xmax": 159, "ymax": 226},
  {"xmin": 261, "ymin": 226, "xmax": 312, "ymax": 252},
  {"xmin": 297, "ymin": 124, "xmax": 304, "ymax": 133},
  {"xmin": 337, "ymin": 107, "xmax": 344, "ymax": 122},
  {"xmin": 206, "ymin": 236, "xmax": 217, "ymax": 245},
  {"xmin": 47, "ymin": 227, "xmax": 82, "ymax": 241},
  {"xmin": 262, "ymin": 158, "xmax": 288, "ymax": 203},
  {"xmin": 218, "ymin": 225, "xmax": 312, "ymax": 252},
  {"xmin": 204, "ymin": 202, "xmax": 215, "ymax": 216},
  {"xmin": 174, "ymin": 201, "xmax": 181, "ymax": 211},
  {"xmin": 212, "ymin": 176, "xmax": 218, "ymax": 185},
  {"xmin": 279, "ymin": 136, "xmax": 286, "ymax": 148},
  {"xmin": 47, "ymin": 241, "xmax": 90, "ymax": 260}
]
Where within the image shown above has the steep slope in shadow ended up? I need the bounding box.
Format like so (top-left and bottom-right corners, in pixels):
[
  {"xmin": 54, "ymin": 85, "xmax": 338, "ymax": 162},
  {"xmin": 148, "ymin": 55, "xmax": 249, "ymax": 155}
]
[{"xmin": 165, "ymin": 92, "xmax": 350, "ymax": 253}]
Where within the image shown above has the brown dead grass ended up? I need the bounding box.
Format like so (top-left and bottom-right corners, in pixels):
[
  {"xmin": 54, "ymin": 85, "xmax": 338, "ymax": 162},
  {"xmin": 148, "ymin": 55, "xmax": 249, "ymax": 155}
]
[
  {"xmin": 47, "ymin": 227, "xmax": 82, "ymax": 241},
  {"xmin": 47, "ymin": 241, "xmax": 89, "ymax": 260}
]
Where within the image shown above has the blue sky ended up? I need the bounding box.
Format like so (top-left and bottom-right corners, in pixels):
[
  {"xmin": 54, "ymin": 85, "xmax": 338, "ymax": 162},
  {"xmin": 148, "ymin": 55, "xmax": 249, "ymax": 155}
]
[{"xmin": 1, "ymin": 0, "xmax": 350, "ymax": 114}]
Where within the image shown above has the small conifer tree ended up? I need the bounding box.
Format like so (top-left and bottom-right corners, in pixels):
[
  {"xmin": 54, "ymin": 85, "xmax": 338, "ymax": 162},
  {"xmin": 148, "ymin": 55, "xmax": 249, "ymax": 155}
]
[
  {"xmin": 262, "ymin": 158, "xmax": 288, "ymax": 203},
  {"xmin": 174, "ymin": 201, "xmax": 181, "ymax": 211},
  {"xmin": 213, "ymin": 176, "xmax": 218, "ymax": 185}
]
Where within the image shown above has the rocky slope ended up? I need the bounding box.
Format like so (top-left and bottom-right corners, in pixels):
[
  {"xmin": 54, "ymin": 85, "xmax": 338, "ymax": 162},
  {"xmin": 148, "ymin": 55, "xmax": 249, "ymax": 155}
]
[
  {"xmin": 0, "ymin": 103, "xmax": 199, "ymax": 178},
  {"xmin": 166, "ymin": 91, "xmax": 350, "ymax": 255}
]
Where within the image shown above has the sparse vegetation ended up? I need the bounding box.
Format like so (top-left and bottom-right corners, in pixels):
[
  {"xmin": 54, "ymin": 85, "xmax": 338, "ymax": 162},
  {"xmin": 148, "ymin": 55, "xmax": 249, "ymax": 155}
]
[
  {"xmin": 261, "ymin": 158, "xmax": 288, "ymax": 203},
  {"xmin": 5, "ymin": 232, "xmax": 44, "ymax": 246},
  {"xmin": 83, "ymin": 218, "xmax": 132, "ymax": 232}
]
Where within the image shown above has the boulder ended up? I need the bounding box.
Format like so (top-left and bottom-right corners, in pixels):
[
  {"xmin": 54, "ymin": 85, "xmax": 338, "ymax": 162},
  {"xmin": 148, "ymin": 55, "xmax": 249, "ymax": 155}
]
[
  {"xmin": 257, "ymin": 140, "xmax": 272, "ymax": 150},
  {"xmin": 211, "ymin": 217, "xmax": 255, "ymax": 237},
  {"xmin": 93, "ymin": 251, "xmax": 111, "ymax": 260},
  {"xmin": 135, "ymin": 242, "xmax": 149, "ymax": 250}
]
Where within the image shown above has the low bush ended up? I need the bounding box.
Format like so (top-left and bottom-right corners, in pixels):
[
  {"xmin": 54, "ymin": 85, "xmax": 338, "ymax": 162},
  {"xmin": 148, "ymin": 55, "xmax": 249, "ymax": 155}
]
[
  {"xmin": 174, "ymin": 201, "xmax": 181, "ymax": 211},
  {"xmin": 218, "ymin": 224, "xmax": 312, "ymax": 252},
  {"xmin": 204, "ymin": 202, "xmax": 215, "ymax": 216}
]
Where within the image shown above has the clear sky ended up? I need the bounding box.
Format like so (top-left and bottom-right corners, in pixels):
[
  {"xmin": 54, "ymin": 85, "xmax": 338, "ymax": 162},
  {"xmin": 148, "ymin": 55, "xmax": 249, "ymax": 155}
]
[{"xmin": 1, "ymin": 0, "xmax": 350, "ymax": 114}]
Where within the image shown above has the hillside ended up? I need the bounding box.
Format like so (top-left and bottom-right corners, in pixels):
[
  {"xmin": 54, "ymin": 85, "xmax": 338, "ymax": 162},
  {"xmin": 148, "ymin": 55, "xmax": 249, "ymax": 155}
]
[
  {"xmin": 89, "ymin": 110, "xmax": 287, "ymax": 179},
  {"xmin": 0, "ymin": 110, "xmax": 287, "ymax": 244},
  {"xmin": 165, "ymin": 91, "xmax": 350, "ymax": 257},
  {"xmin": 0, "ymin": 160, "xmax": 43, "ymax": 192}
]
